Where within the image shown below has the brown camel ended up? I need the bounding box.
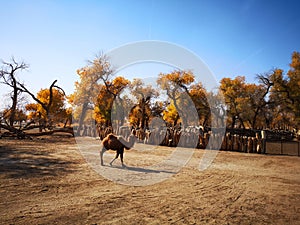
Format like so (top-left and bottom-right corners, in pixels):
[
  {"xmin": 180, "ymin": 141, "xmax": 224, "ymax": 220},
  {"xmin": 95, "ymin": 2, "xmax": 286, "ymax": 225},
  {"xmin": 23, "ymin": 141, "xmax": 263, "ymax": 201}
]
[{"xmin": 100, "ymin": 133, "xmax": 136, "ymax": 166}]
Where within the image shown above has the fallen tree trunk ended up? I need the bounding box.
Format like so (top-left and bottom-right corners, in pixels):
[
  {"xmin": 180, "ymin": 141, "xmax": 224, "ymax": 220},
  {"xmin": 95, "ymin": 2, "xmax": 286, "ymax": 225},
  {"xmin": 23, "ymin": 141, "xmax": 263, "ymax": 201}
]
[
  {"xmin": 28, "ymin": 127, "xmax": 74, "ymax": 137},
  {"xmin": 0, "ymin": 125, "xmax": 74, "ymax": 138}
]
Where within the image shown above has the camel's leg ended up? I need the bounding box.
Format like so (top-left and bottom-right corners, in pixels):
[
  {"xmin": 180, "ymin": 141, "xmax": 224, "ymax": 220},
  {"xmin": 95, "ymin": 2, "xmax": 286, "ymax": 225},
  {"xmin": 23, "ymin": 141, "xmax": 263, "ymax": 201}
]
[
  {"xmin": 120, "ymin": 148, "xmax": 125, "ymax": 166},
  {"xmin": 110, "ymin": 151, "xmax": 120, "ymax": 166},
  {"xmin": 100, "ymin": 147, "xmax": 106, "ymax": 166}
]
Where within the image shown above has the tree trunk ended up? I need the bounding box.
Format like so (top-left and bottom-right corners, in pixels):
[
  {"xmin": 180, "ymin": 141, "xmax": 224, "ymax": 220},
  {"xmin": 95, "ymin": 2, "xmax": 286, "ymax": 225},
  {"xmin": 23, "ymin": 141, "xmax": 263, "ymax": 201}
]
[
  {"xmin": 76, "ymin": 102, "xmax": 88, "ymax": 136},
  {"xmin": 140, "ymin": 100, "xmax": 146, "ymax": 129},
  {"xmin": 9, "ymin": 77, "xmax": 18, "ymax": 127},
  {"xmin": 231, "ymin": 115, "xmax": 235, "ymax": 129},
  {"xmin": 239, "ymin": 117, "xmax": 246, "ymax": 129}
]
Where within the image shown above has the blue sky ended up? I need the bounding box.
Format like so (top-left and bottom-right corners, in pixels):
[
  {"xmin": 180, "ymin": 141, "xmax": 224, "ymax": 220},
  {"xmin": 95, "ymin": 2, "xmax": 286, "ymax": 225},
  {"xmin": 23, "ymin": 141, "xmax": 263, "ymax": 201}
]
[{"xmin": 1, "ymin": 0, "xmax": 299, "ymax": 107}]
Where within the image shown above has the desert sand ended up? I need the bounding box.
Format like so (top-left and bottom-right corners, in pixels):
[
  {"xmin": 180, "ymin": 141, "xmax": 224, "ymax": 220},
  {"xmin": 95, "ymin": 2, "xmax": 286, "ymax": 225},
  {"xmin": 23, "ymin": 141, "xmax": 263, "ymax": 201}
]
[{"xmin": 0, "ymin": 136, "xmax": 299, "ymax": 224}]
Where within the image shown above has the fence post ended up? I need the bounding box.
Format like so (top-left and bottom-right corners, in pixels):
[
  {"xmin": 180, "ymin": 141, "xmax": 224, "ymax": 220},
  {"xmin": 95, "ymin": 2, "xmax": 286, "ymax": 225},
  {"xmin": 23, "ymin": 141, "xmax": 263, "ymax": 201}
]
[{"xmin": 261, "ymin": 130, "xmax": 266, "ymax": 154}]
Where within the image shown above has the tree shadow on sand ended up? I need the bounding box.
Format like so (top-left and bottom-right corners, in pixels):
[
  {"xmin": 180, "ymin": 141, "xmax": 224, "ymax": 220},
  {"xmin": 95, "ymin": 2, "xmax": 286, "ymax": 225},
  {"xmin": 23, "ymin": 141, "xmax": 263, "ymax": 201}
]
[{"xmin": 0, "ymin": 144, "xmax": 78, "ymax": 179}]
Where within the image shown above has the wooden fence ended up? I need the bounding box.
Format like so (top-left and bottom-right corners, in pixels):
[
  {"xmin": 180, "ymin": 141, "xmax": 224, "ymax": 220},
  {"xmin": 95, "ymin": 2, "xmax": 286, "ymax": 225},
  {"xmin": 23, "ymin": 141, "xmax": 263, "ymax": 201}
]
[{"xmin": 265, "ymin": 141, "xmax": 300, "ymax": 156}]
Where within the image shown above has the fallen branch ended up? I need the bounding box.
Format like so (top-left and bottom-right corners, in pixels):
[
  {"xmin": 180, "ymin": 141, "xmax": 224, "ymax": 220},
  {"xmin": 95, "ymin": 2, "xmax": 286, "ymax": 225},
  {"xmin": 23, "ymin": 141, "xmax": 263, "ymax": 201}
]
[{"xmin": 0, "ymin": 124, "xmax": 74, "ymax": 138}]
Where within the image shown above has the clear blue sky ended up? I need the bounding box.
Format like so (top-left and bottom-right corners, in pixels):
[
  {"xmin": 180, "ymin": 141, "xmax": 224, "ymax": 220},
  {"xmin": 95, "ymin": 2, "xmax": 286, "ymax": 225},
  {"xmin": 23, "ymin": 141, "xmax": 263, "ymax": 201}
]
[{"xmin": 1, "ymin": 0, "xmax": 299, "ymax": 106}]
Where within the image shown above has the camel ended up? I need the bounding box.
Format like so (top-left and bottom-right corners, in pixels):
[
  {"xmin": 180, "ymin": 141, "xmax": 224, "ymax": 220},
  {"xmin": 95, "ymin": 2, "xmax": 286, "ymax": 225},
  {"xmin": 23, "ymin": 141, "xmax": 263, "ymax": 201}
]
[{"xmin": 100, "ymin": 133, "xmax": 136, "ymax": 166}]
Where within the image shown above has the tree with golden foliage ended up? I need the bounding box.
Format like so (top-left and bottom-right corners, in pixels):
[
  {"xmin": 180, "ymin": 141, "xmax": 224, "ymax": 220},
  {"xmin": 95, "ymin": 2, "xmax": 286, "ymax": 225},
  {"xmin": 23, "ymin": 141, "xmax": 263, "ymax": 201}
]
[
  {"xmin": 220, "ymin": 76, "xmax": 248, "ymax": 128},
  {"xmin": 70, "ymin": 54, "xmax": 113, "ymax": 135},
  {"xmin": 220, "ymin": 76, "xmax": 270, "ymax": 129},
  {"xmin": 2, "ymin": 108, "xmax": 27, "ymax": 126},
  {"xmin": 265, "ymin": 52, "xmax": 300, "ymax": 129},
  {"xmin": 94, "ymin": 76, "xmax": 130, "ymax": 126},
  {"xmin": 129, "ymin": 79, "xmax": 158, "ymax": 129},
  {"xmin": 163, "ymin": 101, "xmax": 179, "ymax": 126},
  {"xmin": 220, "ymin": 51, "xmax": 300, "ymax": 130},
  {"xmin": 286, "ymin": 51, "xmax": 300, "ymax": 128},
  {"xmin": 157, "ymin": 70, "xmax": 195, "ymax": 127},
  {"xmin": 26, "ymin": 87, "xmax": 67, "ymax": 130},
  {"xmin": 189, "ymin": 82, "xmax": 211, "ymax": 126},
  {"xmin": 158, "ymin": 70, "xmax": 210, "ymax": 127}
]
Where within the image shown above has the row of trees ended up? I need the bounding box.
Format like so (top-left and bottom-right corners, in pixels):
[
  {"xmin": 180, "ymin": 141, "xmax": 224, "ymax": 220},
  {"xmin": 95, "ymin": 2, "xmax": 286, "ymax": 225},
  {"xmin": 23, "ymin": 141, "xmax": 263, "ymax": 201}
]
[
  {"xmin": 221, "ymin": 52, "xmax": 300, "ymax": 130},
  {"xmin": 0, "ymin": 52, "xmax": 299, "ymax": 138},
  {"xmin": 69, "ymin": 56, "xmax": 224, "ymax": 134}
]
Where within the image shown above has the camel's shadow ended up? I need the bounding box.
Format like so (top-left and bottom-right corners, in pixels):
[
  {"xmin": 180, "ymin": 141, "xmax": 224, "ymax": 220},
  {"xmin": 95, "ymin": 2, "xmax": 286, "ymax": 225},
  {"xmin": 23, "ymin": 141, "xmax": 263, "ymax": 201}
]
[{"xmin": 102, "ymin": 164, "xmax": 176, "ymax": 174}]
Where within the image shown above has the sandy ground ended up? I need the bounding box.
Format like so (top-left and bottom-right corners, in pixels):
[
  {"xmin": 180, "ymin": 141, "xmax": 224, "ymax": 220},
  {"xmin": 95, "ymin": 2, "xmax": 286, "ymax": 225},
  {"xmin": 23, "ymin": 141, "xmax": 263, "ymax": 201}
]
[{"xmin": 0, "ymin": 135, "xmax": 299, "ymax": 225}]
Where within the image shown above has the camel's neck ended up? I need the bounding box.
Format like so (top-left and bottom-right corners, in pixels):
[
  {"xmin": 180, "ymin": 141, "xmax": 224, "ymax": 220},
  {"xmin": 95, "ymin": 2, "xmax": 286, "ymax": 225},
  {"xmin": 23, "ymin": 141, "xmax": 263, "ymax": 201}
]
[
  {"xmin": 128, "ymin": 135, "xmax": 136, "ymax": 148},
  {"xmin": 118, "ymin": 135, "xmax": 135, "ymax": 149}
]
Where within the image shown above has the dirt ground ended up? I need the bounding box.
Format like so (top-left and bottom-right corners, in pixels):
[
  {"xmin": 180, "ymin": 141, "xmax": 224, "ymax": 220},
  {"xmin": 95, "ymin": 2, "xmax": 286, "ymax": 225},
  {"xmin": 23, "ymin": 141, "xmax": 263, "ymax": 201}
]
[{"xmin": 0, "ymin": 135, "xmax": 299, "ymax": 225}]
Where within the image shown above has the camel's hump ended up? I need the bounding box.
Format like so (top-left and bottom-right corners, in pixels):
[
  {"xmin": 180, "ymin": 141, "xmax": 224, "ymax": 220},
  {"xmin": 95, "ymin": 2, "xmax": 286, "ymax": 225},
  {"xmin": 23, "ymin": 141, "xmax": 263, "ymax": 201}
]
[{"xmin": 107, "ymin": 133, "xmax": 117, "ymax": 139}]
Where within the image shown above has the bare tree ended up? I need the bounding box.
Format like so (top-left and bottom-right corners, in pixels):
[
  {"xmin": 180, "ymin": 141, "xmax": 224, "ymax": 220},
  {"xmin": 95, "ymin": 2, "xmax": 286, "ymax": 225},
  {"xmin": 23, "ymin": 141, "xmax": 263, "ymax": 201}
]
[
  {"xmin": 0, "ymin": 58, "xmax": 28, "ymax": 127},
  {"xmin": 0, "ymin": 58, "xmax": 68, "ymax": 138}
]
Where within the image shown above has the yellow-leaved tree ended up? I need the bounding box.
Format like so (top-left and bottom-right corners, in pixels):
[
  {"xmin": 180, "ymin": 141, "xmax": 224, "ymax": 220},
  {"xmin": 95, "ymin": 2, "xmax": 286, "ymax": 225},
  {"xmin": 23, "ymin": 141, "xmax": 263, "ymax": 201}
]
[
  {"xmin": 220, "ymin": 76, "xmax": 247, "ymax": 128},
  {"xmin": 157, "ymin": 70, "xmax": 194, "ymax": 127},
  {"xmin": 266, "ymin": 52, "xmax": 300, "ymax": 129},
  {"xmin": 158, "ymin": 70, "xmax": 209, "ymax": 127},
  {"xmin": 70, "ymin": 54, "xmax": 131, "ymax": 135},
  {"xmin": 129, "ymin": 79, "xmax": 158, "ymax": 129},
  {"xmin": 70, "ymin": 54, "xmax": 113, "ymax": 135},
  {"xmin": 94, "ymin": 76, "xmax": 130, "ymax": 126},
  {"xmin": 26, "ymin": 87, "xmax": 67, "ymax": 130},
  {"xmin": 163, "ymin": 101, "xmax": 180, "ymax": 126}
]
